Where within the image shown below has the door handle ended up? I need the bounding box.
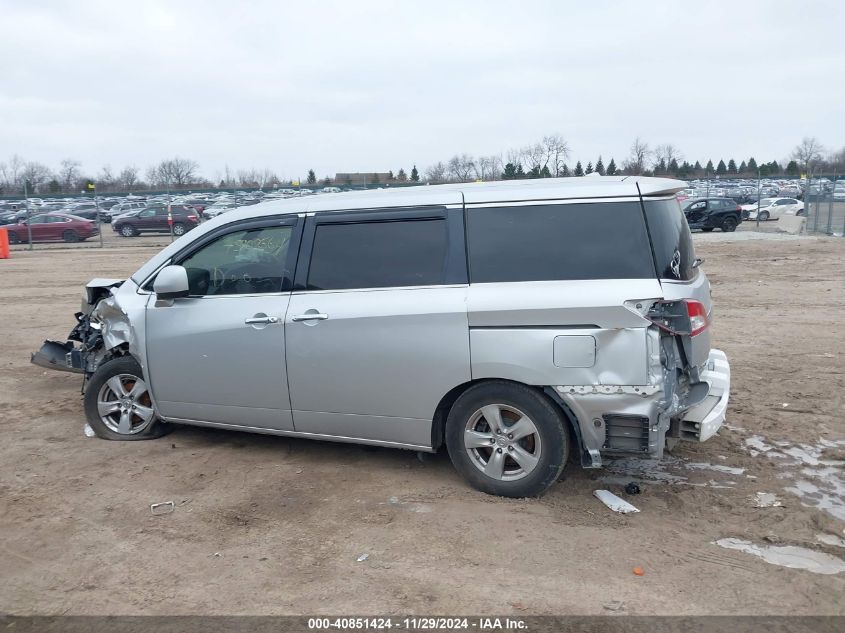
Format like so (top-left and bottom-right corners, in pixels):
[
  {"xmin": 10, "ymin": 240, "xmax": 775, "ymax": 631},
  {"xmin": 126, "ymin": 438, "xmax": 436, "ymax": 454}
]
[
  {"xmin": 291, "ymin": 313, "xmax": 329, "ymax": 322},
  {"xmin": 244, "ymin": 316, "xmax": 279, "ymax": 325}
]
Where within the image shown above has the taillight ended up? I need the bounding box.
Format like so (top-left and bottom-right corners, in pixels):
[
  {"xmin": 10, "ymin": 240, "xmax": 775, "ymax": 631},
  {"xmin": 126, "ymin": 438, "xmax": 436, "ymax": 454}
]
[
  {"xmin": 736, "ymin": 204, "xmax": 742, "ymax": 212},
  {"xmin": 187, "ymin": 215, "xmax": 197, "ymax": 220},
  {"xmin": 686, "ymin": 299, "xmax": 709, "ymax": 336}
]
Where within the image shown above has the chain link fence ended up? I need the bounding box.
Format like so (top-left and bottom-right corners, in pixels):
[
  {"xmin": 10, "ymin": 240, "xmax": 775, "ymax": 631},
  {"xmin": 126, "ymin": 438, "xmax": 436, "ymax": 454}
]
[{"xmin": 803, "ymin": 175, "xmax": 844, "ymax": 236}]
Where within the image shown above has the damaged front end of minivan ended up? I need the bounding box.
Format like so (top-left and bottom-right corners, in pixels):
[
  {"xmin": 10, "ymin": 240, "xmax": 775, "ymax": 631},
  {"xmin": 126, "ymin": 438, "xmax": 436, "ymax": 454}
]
[{"xmin": 31, "ymin": 278, "xmax": 146, "ymax": 381}]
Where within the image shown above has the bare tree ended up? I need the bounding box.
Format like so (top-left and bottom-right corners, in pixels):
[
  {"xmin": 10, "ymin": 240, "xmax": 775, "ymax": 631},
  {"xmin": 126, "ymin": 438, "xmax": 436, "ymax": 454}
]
[
  {"xmin": 0, "ymin": 154, "xmax": 26, "ymax": 190},
  {"xmin": 446, "ymin": 154, "xmax": 476, "ymax": 182},
  {"xmin": 791, "ymin": 137, "xmax": 824, "ymax": 175},
  {"xmin": 506, "ymin": 147, "xmax": 524, "ymax": 167},
  {"xmin": 59, "ymin": 158, "xmax": 82, "ymax": 191},
  {"xmin": 624, "ymin": 137, "xmax": 651, "ymax": 175},
  {"xmin": 148, "ymin": 157, "xmax": 200, "ymax": 187},
  {"xmin": 474, "ymin": 154, "xmax": 503, "ymax": 181},
  {"xmin": 541, "ymin": 134, "xmax": 571, "ymax": 176},
  {"xmin": 98, "ymin": 165, "xmax": 116, "ymax": 189},
  {"xmin": 653, "ymin": 144, "xmax": 683, "ymax": 170},
  {"xmin": 425, "ymin": 161, "xmax": 448, "ymax": 183},
  {"xmin": 119, "ymin": 166, "xmax": 140, "ymax": 190},
  {"xmin": 521, "ymin": 143, "xmax": 546, "ymax": 174},
  {"xmin": 20, "ymin": 161, "xmax": 54, "ymax": 193}
]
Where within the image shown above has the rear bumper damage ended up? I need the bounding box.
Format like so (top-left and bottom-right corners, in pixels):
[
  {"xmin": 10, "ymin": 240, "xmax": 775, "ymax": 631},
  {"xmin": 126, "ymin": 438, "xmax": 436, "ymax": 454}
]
[{"xmin": 551, "ymin": 344, "xmax": 731, "ymax": 467}]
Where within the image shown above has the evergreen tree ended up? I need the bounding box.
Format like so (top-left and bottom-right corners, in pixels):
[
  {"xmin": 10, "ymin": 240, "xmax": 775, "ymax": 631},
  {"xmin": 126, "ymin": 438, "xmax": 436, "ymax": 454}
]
[
  {"xmin": 322, "ymin": 177, "xmax": 331, "ymax": 186},
  {"xmin": 668, "ymin": 158, "xmax": 679, "ymax": 175},
  {"xmin": 527, "ymin": 166, "xmax": 541, "ymax": 178},
  {"xmin": 396, "ymin": 168, "xmax": 407, "ymax": 181},
  {"xmin": 561, "ymin": 163, "xmax": 570, "ymax": 177},
  {"xmin": 574, "ymin": 161, "xmax": 584, "ymax": 176},
  {"xmin": 515, "ymin": 163, "xmax": 526, "ymax": 178},
  {"xmin": 606, "ymin": 158, "xmax": 617, "ymax": 175},
  {"xmin": 739, "ymin": 160, "xmax": 747, "ymax": 174},
  {"xmin": 410, "ymin": 165, "xmax": 420, "ymax": 182},
  {"xmin": 747, "ymin": 157, "xmax": 758, "ymax": 173},
  {"xmin": 727, "ymin": 159, "xmax": 737, "ymax": 174},
  {"xmin": 502, "ymin": 163, "xmax": 518, "ymax": 180},
  {"xmin": 595, "ymin": 156, "xmax": 605, "ymax": 175},
  {"xmin": 388, "ymin": 170, "xmax": 395, "ymax": 181},
  {"xmin": 759, "ymin": 163, "xmax": 770, "ymax": 177},
  {"xmin": 678, "ymin": 161, "xmax": 692, "ymax": 178},
  {"xmin": 585, "ymin": 161, "xmax": 594, "ymax": 174},
  {"xmin": 785, "ymin": 160, "xmax": 800, "ymax": 176},
  {"xmin": 769, "ymin": 160, "xmax": 781, "ymax": 174},
  {"xmin": 306, "ymin": 169, "xmax": 316, "ymax": 185},
  {"xmin": 694, "ymin": 160, "xmax": 702, "ymax": 171},
  {"xmin": 540, "ymin": 165, "xmax": 552, "ymax": 178},
  {"xmin": 656, "ymin": 158, "xmax": 667, "ymax": 175},
  {"xmin": 705, "ymin": 159, "xmax": 714, "ymax": 173},
  {"xmin": 716, "ymin": 160, "xmax": 727, "ymax": 175}
]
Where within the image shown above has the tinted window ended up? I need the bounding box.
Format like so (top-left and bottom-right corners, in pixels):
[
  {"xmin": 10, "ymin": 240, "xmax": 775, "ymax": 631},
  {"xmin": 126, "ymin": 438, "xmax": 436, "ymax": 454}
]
[
  {"xmin": 307, "ymin": 219, "xmax": 448, "ymax": 290},
  {"xmin": 467, "ymin": 202, "xmax": 655, "ymax": 283},
  {"xmin": 178, "ymin": 225, "xmax": 292, "ymax": 296},
  {"xmin": 644, "ymin": 199, "xmax": 696, "ymax": 281}
]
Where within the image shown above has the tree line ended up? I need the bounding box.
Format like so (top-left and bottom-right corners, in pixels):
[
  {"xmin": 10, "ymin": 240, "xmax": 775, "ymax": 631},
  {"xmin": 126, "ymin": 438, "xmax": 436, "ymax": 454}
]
[{"xmin": 1, "ymin": 137, "xmax": 841, "ymax": 196}]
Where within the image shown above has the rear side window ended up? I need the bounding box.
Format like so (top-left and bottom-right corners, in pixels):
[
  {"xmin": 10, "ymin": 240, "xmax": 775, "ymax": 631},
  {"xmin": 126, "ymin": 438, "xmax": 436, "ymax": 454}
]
[
  {"xmin": 466, "ymin": 202, "xmax": 655, "ymax": 282},
  {"xmin": 307, "ymin": 219, "xmax": 448, "ymax": 290},
  {"xmin": 643, "ymin": 199, "xmax": 696, "ymax": 281}
]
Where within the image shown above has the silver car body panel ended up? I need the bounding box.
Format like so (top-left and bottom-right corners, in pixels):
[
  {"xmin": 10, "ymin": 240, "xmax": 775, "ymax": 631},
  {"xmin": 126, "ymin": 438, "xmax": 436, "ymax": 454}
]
[
  {"xmin": 285, "ymin": 285, "xmax": 471, "ymax": 446},
  {"xmin": 145, "ymin": 293, "xmax": 295, "ymax": 430}
]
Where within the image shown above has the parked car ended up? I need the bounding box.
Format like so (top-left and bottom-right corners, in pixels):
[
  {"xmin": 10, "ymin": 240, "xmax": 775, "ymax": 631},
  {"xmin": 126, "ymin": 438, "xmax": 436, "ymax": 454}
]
[
  {"xmin": 5, "ymin": 213, "xmax": 99, "ymax": 243},
  {"xmin": 681, "ymin": 197, "xmax": 743, "ymax": 232},
  {"xmin": 32, "ymin": 176, "xmax": 730, "ymax": 498},
  {"xmin": 740, "ymin": 198, "xmax": 803, "ymax": 221},
  {"xmin": 204, "ymin": 202, "xmax": 240, "ymax": 218},
  {"xmin": 112, "ymin": 205, "xmax": 199, "ymax": 237}
]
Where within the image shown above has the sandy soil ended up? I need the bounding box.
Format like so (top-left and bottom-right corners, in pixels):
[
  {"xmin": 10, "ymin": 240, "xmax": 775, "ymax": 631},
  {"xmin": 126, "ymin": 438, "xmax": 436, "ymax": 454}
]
[{"xmin": 1, "ymin": 233, "xmax": 844, "ymax": 615}]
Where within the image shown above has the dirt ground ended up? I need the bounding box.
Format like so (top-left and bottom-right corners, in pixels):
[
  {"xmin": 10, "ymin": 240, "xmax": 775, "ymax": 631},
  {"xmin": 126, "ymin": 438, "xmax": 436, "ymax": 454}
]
[{"xmin": 1, "ymin": 231, "xmax": 844, "ymax": 615}]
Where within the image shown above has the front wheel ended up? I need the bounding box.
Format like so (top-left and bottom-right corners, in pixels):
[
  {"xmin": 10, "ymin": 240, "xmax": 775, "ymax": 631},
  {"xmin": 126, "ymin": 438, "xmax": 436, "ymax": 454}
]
[
  {"xmin": 7, "ymin": 231, "xmax": 20, "ymax": 244},
  {"xmin": 701, "ymin": 228, "xmax": 714, "ymax": 232},
  {"xmin": 83, "ymin": 356, "xmax": 168, "ymax": 440},
  {"xmin": 119, "ymin": 224, "xmax": 137, "ymax": 237},
  {"xmin": 446, "ymin": 381, "xmax": 568, "ymax": 497},
  {"xmin": 721, "ymin": 216, "xmax": 738, "ymax": 232},
  {"xmin": 758, "ymin": 211, "xmax": 770, "ymax": 222}
]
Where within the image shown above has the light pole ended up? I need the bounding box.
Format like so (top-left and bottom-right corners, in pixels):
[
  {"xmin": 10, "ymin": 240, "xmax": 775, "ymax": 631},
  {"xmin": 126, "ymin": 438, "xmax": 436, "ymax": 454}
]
[
  {"xmin": 756, "ymin": 168, "xmax": 761, "ymax": 229},
  {"xmin": 23, "ymin": 179, "xmax": 33, "ymax": 250}
]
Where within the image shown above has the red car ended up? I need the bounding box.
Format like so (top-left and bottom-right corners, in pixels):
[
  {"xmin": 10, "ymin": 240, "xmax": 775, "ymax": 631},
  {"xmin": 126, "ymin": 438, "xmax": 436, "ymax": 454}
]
[{"xmin": 5, "ymin": 213, "xmax": 99, "ymax": 244}]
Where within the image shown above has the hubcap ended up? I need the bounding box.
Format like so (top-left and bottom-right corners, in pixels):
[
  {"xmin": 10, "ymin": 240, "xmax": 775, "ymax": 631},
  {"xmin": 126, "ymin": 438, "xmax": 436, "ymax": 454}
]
[
  {"xmin": 96, "ymin": 373, "xmax": 155, "ymax": 435},
  {"xmin": 464, "ymin": 404, "xmax": 542, "ymax": 481}
]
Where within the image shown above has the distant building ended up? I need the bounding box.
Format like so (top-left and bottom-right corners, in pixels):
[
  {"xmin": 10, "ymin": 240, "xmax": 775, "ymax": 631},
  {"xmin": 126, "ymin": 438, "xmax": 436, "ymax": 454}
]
[{"xmin": 333, "ymin": 172, "xmax": 392, "ymax": 185}]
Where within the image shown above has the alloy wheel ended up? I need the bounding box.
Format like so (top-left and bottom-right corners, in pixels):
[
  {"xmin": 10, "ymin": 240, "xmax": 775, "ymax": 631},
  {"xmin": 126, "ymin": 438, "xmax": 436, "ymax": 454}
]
[
  {"xmin": 463, "ymin": 404, "xmax": 542, "ymax": 481},
  {"xmin": 96, "ymin": 374, "xmax": 155, "ymax": 435}
]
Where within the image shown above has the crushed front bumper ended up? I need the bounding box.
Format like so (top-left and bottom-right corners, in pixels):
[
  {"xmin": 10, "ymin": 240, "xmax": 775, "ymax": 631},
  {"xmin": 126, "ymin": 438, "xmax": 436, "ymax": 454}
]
[
  {"xmin": 678, "ymin": 349, "xmax": 731, "ymax": 442},
  {"xmin": 31, "ymin": 340, "xmax": 85, "ymax": 374}
]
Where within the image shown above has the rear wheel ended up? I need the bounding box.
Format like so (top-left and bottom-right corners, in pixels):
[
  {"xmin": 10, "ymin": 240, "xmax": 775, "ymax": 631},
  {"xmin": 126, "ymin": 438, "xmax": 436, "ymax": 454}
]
[
  {"xmin": 7, "ymin": 231, "xmax": 20, "ymax": 244},
  {"xmin": 758, "ymin": 211, "xmax": 770, "ymax": 221},
  {"xmin": 446, "ymin": 381, "xmax": 568, "ymax": 497},
  {"xmin": 721, "ymin": 216, "xmax": 738, "ymax": 232},
  {"xmin": 63, "ymin": 230, "xmax": 79, "ymax": 243},
  {"xmin": 172, "ymin": 222, "xmax": 187, "ymax": 236},
  {"xmin": 119, "ymin": 224, "xmax": 137, "ymax": 237},
  {"xmin": 84, "ymin": 356, "xmax": 168, "ymax": 440},
  {"xmin": 701, "ymin": 228, "xmax": 714, "ymax": 232}
]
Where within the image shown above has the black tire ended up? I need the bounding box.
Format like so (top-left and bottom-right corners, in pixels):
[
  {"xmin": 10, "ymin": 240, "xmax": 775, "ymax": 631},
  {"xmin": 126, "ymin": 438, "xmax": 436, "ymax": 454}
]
[
  {"xmin": 721, "ymin": 216, "xmax": 738, "ymax": 232},
  {"xmin": 7, "ymin": 231, "xmax": 20, "ymax": 244},
  {"xmin": 701, "ymin": 228, "xmax": 714, "ymax": 232},
  {"xmin": 758, "ymin": 211, "xmax": 770, "ymax": 222},
  {"xmin": 172, "ymin": 222, "xmax": 187, "ymax": 236},
  {"xmin": 445, "ymin": 381, "xmax": 568, "ymax": 498},
  {"xmin": 63, "ymin": 230, "xmax": 79, "ymax": 243},
  {"xmin": 119, "ymin": 224, "xmax": 137, "ymax": 237},
  {"xmin": 84, "ymin": 356, "xmax": 168, "ymax": 441}
]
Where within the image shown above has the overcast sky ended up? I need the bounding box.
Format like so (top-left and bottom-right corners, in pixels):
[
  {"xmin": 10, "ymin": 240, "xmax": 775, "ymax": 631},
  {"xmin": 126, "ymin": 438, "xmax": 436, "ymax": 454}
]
[{"xmin": 1, "ymin": 0, "xmax": 842, "ymax": 180}]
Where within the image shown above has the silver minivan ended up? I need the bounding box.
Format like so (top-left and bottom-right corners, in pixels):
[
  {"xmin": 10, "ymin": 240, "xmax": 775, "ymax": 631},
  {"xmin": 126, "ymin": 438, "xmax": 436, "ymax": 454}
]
[{"xmin": 34, "ymin": 176, "xmax": 730, "ymax": 497}]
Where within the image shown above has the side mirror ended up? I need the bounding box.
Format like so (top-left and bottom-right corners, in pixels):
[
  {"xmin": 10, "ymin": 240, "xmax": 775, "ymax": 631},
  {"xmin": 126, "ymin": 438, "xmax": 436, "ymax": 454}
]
[{"xmin": 153, "ymin": 265, "xmax": 190, "ymax": 300}]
